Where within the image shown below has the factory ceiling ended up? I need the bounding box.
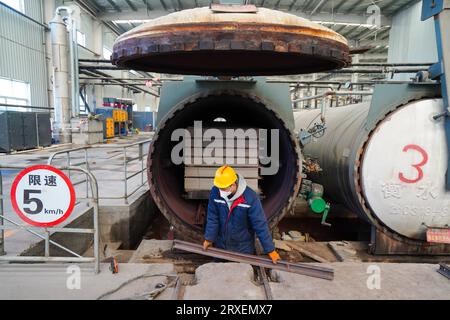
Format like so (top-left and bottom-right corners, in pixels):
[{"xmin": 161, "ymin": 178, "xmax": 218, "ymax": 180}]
[{"xmin": 75, "ymin": 0, "xmax": 421, "ymax": 62}]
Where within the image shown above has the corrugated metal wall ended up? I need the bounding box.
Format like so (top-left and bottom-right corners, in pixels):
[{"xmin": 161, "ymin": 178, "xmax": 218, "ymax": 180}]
[{"xmin": 0, "ymin": 0, "xmax": 48, "ymax": 107}]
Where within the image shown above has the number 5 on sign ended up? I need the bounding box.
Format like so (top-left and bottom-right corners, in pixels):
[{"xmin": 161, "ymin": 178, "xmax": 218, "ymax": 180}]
[
  {"xmin": 398, "ymin": 144, "xmax": 428, "ymax": 184},
  {"xmin": 11, "ymin": 165, "xmax": 75, "ymax": 227}
]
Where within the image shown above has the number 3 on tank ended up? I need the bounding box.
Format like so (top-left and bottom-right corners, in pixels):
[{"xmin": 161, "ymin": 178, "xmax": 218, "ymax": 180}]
[{"xmin": 398, "ymin": 144, "xmax": 428, "ymax": 184}]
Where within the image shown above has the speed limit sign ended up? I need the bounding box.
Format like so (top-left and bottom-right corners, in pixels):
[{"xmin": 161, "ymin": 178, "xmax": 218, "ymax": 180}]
[{"xmin": 11, "ymin": 165, "xmax": 75, "ymax": 227}]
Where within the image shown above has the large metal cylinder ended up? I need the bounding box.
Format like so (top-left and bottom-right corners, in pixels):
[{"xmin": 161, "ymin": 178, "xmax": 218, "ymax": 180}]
[
  {"xmin": 147, "ymin": 80, "xmax": 302, "ymax": 240},
  {"xmin": 294, "ymin": 97, "xmax": 450, "ymax": 246}
]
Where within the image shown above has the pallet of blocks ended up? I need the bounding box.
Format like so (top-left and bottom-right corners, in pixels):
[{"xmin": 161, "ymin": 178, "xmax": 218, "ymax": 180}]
[{"xmin": 183, "ymin": 127, "xmax": 261, "ymax": 199}]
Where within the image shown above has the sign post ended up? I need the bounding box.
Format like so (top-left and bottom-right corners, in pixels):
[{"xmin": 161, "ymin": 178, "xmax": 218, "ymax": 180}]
[{"xmin": 11, "ymin": 165, "xmax": 75, "ymax": 228}]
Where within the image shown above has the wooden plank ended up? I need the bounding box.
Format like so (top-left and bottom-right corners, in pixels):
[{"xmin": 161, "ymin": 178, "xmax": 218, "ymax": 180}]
[
  {"xmin": 185, "ymin": 166, "xmax": 259, "ymax": 178},
  {"xmin": 184, "ymin": 177, "xmax": 259, "ymax": 191},
  {"xmin": 286, "ymin": 241, "xmax": 330, "ymax": 263}
]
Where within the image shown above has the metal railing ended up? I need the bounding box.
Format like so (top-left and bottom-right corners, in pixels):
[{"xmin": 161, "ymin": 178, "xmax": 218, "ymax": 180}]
[
  {"xmin": 0, "ymin": 165, "xmax": 100, "ymax": 273},
  {"xmin": 47, "ymin": 139, "xmax": 151, "ymax": 203}
]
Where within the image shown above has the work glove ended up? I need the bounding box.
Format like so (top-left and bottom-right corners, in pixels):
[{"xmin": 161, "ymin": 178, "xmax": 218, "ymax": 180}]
[
  {"xmin": 203, "ymin": 240, "xmax": 212, "ymax": 251},
  {"xmin": 268, "ymin": 250, "xmax": 281, "ymax": 264}
]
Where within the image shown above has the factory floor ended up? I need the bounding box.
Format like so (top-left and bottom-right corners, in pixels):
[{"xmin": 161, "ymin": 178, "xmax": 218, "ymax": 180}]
[{"xmin": 0, "ymin": 259, "xmax": 448, "ymax": 300}]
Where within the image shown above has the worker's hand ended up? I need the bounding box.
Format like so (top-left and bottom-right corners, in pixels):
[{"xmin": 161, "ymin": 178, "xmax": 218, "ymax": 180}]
[
  {"xmin": 203, "ymin": 240, "xmax": 212, "ymax": 251},
  {"xmin": 268, "ymin": 250, "xmax": 281, "ymax": 264}
]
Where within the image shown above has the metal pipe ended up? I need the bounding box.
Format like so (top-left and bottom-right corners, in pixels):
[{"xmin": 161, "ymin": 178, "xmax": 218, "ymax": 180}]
[
  {"xmin": 82, "ymin": 82, "xmax": 162, "ymax": 87},
  {"xmin": 0, "ymin": 103, "xmax": 52, "ymax": 111},
  {"xmin": 54, "ymin": 6, "xmax": 79, "ymax": 118},
  {"xmin": 79, "ymin": 59, "xmax": 111, "ymax": 63},
  {"xmin": 292, "ymin": 90, "xmax": 373, "ymax": 103},
  {"xmin": 270, "ymin": 79, "xmax": 435, "ymax": 85},
  {"xmin": 173, "ymin": 240, "xmax": 334, "ymax": 280},
  {"xmin": 0, "ymin": 256, "xmax": 95, "ymax": 262},
  {"xmin": 50, "ymin": 9, "xmax": 72, "ymax": 143},
  {"xmin": 73, "ymin": 27, "xmax": 81, "ymax": 117},
  {"xmin": 124, "ymin": 148, "xmax": 128, "ymax": 204},
  {"xmin": 44, "ymin": 229, "xmax": 50, "ymax": 257},
  {"xmin": 0, "ymin": 225, "xmax": 94, "ymax": 233},
  {"xmin": 331, "ymin": 67, "xmax": 430, "ymax": 74},
  {"xmin": 79, "ymin": 70, "xmax": 160, "ymax": 97},
  {"xmin": 79, "ymin": 76, "xmax": 181, "ymax": 81},
  {"xmin": 79, "ymin": 65, "xmax": 128, "ymax": 71},
  {"xmin": 350, "ymin": 62, "xmax": 434, "ymax": 67}
]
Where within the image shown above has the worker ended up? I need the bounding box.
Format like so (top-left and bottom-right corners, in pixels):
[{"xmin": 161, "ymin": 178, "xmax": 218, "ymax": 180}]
[{"xmin": 203, "ymin": 165, "xmax": 281, "ymax": 264}]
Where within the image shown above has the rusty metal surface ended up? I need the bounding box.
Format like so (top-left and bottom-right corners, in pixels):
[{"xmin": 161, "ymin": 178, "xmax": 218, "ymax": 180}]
[
  {"xmin": 370, "ymin": 228, "xmax": 450, "ymax": 255},
  {"xmin": 173, "ymin": 240, "xmax": 334, "ymax": 280},
  {"xmin": 112, "ymin": 7, "xmax": 350, "ymax": 76}
]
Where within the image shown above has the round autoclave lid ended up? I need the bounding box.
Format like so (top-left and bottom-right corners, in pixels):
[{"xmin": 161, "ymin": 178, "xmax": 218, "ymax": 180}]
[{"xmin": 111, "ymin": 6, "xmax": 351, "ymax": 76}]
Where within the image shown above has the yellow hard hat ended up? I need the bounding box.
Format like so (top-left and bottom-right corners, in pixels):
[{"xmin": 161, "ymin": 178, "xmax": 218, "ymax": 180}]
[{"xmin": 214, "ymin": 165, "xmax": 237, "ymax": 189}]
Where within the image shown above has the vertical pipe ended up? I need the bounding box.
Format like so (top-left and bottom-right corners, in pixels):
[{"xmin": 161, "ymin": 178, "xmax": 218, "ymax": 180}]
[
  {"xmin": 314, "ymin": 87, "xmax": 318, "ymax": 109},
  {"xmin": 44, "ymin": 229, "xmax": 50, "ymax": 257},
  {"xmin": 69, "ymin": 20, "xmax": 76, "ymax": 118},
  {"xmin": 67, "ymin": 152, "xmax": 71, "ymax": 180},
  {"xmin": 69, "ymin": 19, "xmax": 80, "ymax": 118},
  {"xmin": 91, "ymin": 175, "xmax": 100, "ymax": 274},
  {"xmin": 50, "ymin": 9, "xmax": 72, "ymax": 143},
  {"xmin": 124, "ymin": 147, "xmax": 128, "ymax": 203},
  {"xmin": 140, "ymin": 143, "xmax": 144, "ymax": 186},
  {"xmin": 85, "ymin": 149, "xmax": 89, "ymax": 198},
  {"xmin": 435, "ymin": 7, "xmax": 450, "ymax": 190}
]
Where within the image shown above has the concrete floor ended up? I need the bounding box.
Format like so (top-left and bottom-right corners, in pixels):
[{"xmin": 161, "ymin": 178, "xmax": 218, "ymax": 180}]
[
  {"xmin": 0, "ymin": 261, "xmax": 448, "ymax": 300},
  {"xmin": 0, "ymin": 262, "xmax": 175, "ymax": 300}
]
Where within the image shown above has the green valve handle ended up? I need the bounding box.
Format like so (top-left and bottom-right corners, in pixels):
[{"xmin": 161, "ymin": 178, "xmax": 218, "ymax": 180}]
[{"xmin": 308, "ymin": 194, "xmax": 331, "ymax": 227}]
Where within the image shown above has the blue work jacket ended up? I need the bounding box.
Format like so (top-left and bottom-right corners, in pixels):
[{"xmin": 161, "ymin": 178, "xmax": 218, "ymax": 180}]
[{"xmin": 204, "ymin": 186, "xmax": 275, "ymax": 254}]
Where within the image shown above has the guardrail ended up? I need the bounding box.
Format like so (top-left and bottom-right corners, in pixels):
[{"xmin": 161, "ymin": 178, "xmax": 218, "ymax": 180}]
[
  {"xmin": 47, "ymin": 138, "xmax": 151, "ymax": 203},
  {"xmin": 0, "ymin": 165, "xmax": 100, "ymax": 273}
]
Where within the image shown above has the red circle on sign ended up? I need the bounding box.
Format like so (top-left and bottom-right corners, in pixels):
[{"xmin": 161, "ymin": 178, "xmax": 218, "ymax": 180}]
[{"xmin": 11, "ymin": 165, "xmax": 76, "ymax": 227}]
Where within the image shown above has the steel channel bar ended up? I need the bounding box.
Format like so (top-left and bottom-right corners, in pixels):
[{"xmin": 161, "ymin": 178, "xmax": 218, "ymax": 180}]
[
  {"xmin": 176, "ymin": 240, "xmax": 332, "ymax": 273},
  {"xmin": 173, "ymin": 240, "xmax": 334, "ymax": 280}
]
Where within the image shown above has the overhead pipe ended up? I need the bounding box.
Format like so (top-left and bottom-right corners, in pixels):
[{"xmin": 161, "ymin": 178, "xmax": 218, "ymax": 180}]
[
  {"xmin": 292, "ymin": 90, "xmax": 373, "ymax": 103},
  {"xmin": 79, "ymin": 70, "xmax": 160, "ymax": 97}
]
